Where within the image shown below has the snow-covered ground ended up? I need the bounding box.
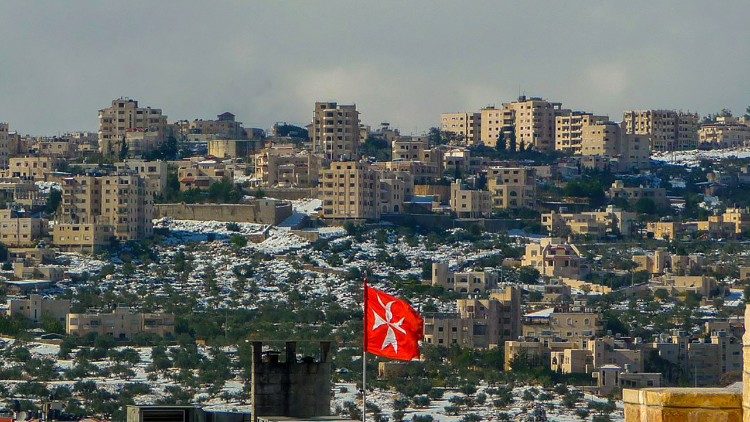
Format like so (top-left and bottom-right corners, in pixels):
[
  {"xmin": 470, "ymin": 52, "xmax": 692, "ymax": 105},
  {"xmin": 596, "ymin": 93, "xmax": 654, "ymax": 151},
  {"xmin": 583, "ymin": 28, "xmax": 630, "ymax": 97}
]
[{"xmin": 652, "ymin": 146, "xmax": 750, "ymax": 167}]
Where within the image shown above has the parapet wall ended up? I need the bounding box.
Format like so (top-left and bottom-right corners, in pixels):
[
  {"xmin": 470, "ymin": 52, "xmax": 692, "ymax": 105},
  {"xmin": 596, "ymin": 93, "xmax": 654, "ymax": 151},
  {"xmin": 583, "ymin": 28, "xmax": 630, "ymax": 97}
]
[{"xmin": 623, "ymin": 387, "xmax": 742, "ymax": 422}]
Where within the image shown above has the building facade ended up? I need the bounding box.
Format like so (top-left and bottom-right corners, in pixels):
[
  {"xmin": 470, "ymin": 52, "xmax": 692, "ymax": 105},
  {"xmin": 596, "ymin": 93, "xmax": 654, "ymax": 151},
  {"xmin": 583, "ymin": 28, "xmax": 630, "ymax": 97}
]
[
  {"xmin": 311, "ymin": 102, "xmax": 360, "ymax": 161},
  {"xmin": 98, "ymin": 98, "xmax": 168, "ymax": 157}
]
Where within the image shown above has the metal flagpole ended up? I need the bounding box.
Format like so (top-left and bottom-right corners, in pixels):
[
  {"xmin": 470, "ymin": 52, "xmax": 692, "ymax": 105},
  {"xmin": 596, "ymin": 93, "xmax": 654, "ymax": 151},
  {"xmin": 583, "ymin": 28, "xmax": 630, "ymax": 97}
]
[{"xmin": 362, "ymin": 276, "xmax": 368, "ymax": 422}]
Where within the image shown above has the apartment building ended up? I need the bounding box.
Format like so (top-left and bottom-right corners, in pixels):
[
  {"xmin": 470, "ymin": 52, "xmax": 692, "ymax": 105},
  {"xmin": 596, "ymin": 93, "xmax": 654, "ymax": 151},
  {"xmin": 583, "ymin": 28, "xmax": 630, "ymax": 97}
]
[
  {"xmin": 450, "ymin": 179, "xmax": 492, "ymax": 218},
  {"xmin": 522, "ymin": 238, "xmax": 590, "ymax": 279},
  {"xmin": 0, "ymin": 122, "xmax": 9, "ymax": 168},
  {"xmin": 177, "ymin": 112, "xmax": 246, "ymax": 139},
  {"xmin": 311, "ymin": 102, "xmax": 360, "ymax": 161},
  {"xmin": 423, "ymin": 287, "xmax": 521, "ymax": 348},
  {"xmin": 607, "ymin": 180, "xmax": 668, "ymax": 208},
  {"xmin": 481, "ymin": 96, "xmax": 568, "ymax": 151},
  {"xmin": 430, "ymin": 262, "xmax": 498, "ymax": 293},
  {"xmin": 391, "ymin": 136, "xmax": 428, "ymax": 161},
  {"xmin": 486, "ymin": 166, "xmax": 536, "ymax": 210},
  {"xmin": 177, "ymin": 159, "xmax": 233, "ymax": 191},
  {"xmin": 8, "ymin": 294, "xmax": 70, "ymax": 324},
  {"xmin": 522, "ymin": 308, "xmax": 604, "ymax": 342},
  {"xmin": 319, "ymin": 161, "xmax": 379, "ymax": 220},
  {"xmin": 114, "ymin": 159, "xmax": 169, "ymax": 198},
  {"xmin": 632, "ymin": 249, "xmax": 702, "ymax": 276},
  {"xmin": 692, "ymin": 207, "xmax": 750, "ymax": 237},
  {"xmin": 378, "ymin": 170, "xmax": 413, "ymax": 214},
  {"xmin": 66, "ymin": 307, "xmax": 175, "ymax": 339},
  {"xmin": 53, "ymin": 174, "xmax": 153, "ymax": 250},
  {"xmin": 550, "ymin": 336, "xmax": 644, "ymax": 375},
  {"xmin": 647, "ymin": 330, "xmax": 741, "ymax": 386},
  {"xmin": 655, "ymin": 275, "xmax": 718, "ymax": 297},
  {"xmin": 580, "ymin": 122, "xmax": 651, "ymax": 170},
  {"xmin": 555, "ymin": 111, "xmax": 608, "ymax": 154},
  {"xmin": 698, "ymin": 116, "xmax": 750, "ymax": 149},
  {"xmin": 542, "ymin": 206, "xmax": 636, "ymax": 237},
  {"xmin": 3, "ymin": 156, "xmax": 57, "ymax": 181},
  {"xmin": 98, "ymin": 98, "xmax": 168, "ymax": 157},
  {"xmin": 622, "ymin": 110, "xmax": 699, "ymax": 151},
  {"xmin": 646, "ymin": 221, "xmax": 683, "ymax": 241},
  {"xmin": 0, "ymin": 209, "xmax": 47, "ymax": 247},
  {"xmin": 443, "ymin": 147, "xmax": 487, "ymax": 175},
  {"xmin": 254, "ymin": 144, "xmax": 322, "ymax": 188},
  {"xmin": 440, "ymin": 112, "xmax": 481, "ymax": 144},
  {"xmin": 373, "ymin": 158, "xmax": 442, "ymax": 186}
]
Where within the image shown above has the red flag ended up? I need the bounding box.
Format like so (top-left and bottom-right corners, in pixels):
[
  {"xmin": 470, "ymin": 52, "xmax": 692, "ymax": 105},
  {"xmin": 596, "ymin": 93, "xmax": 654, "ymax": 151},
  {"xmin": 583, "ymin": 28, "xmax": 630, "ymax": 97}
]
[{"xmin": 364, "ymin": 283, "xmax": 424, "ymax": 361}]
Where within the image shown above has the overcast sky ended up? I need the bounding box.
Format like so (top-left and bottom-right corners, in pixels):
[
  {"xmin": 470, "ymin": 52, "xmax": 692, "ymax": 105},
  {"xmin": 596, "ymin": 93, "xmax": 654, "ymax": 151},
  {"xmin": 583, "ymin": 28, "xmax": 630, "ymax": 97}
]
[{"xmin": 1, "ymin": 1, "xmax": 749, "ymax": 136}]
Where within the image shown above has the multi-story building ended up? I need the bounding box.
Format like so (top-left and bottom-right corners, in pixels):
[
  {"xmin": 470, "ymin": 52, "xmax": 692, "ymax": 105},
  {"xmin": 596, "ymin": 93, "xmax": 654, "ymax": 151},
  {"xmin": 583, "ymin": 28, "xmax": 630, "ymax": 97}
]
[
  {"xmin": 622, "ymin": 110, "xmax": 699, "ymax": 151},
  {"xmin": 53, "ymin": 174, "xmax": 153, "ymax": 250},
  {"xmin": 3, "ymin": 156, "xmax": 57, "ymax": 181},
  {"xmin": 550, "ymin": 336, "xmax": 644, "ymax": 375},
  {"xmin": 580, "ymin": 122, "xmax": 651, "ymax": 170},
  {"xmin": 486, "ymin": 167, "xmax": 536, "ymax": 210},
  {"xmin": 698, "ymin": 116, "xmax": 750, "ymax": 149},
  {"xmin": 0, "ymin": 122, "xmax": 9, "ymax": 168},
  {"xmin": 607, "ymin": 180, "xmax": 668, "ymax": 208},
  {"xmin": 646, "ymin": 221, "xmax": 683, "ymax": 241},
  {"xmin": 177, "ymin": 112, "xmax": 246, "ymax": 140},
  {"xmin": 378, "ymin": 170, "xmax": 413, "ymax": 215},
  {"xmin": 207, "ymin": 139, "xmax": 260, "ymax": 159},
  {"xmin": 522, "ymin": 238, "xmax": 590, "ymax": 279},
  {"xmin": 319, "ymin": 161, "xmax": 379, "ymax": 220},
  {"xmin": 98, "ymin": 98, "xmax": 168, "ymax": 157},
  {"xmin": 522, "ymin": 308, "xmax": 604, "ymax": 342},
  {"xmin": 310, "ymin": 102, "xmax": 360, "ymax": 161},
  {"xmin": 430, "ymin": 262, "xmax": 499, "ymax": 293},
  {"xmin": 66, "ymin": 307, "xmax": 175, "ymax": 339},
  {"xmin": 443, "ymin": 147, "xmax": 487, "ymax": 175},
  {"xmin": 177, "ymin": 159, "xmax": 233, "ymax": 191},
  {"xmin": 114, "ymin": 159, "xmax": 169, "ymax": 198},
  {"xmin": 8, "ymin": 294, "xmax": 70, "ymax": 324},
  {"xmin": 423, "ymin": 287, "xmax": 521, "ymax": 348},
  {"xmin": 0, "ymin": 209, "xmax": 47, "ymax": 247},
  {"xmin": 481, "ymin": 96, "xmax": 568, "ymax": 151},
  {"xmin": 555, "ymin": 111, "xmax": 608, "ymax": 154},
  {"xmin": 440, "ymin": 112, "xmax": 481, "ymax": 145},
  {"xmin": 632, "ymin": 249, "xmax": 702, "ymax": 276},
  {"xmin": 254, "ymin": 144, "xmax": 322, "ymax": 188},
  {"xmin": 542, "ymin": 206, "xmax": 637, "ymax": 237},
  {"xmin": 391, "ymin": 136, "xmax": 428, "ymax": 161},
  {"xmin": 450, "ymin": 179, "xmax": 492, "ymax": 218}
]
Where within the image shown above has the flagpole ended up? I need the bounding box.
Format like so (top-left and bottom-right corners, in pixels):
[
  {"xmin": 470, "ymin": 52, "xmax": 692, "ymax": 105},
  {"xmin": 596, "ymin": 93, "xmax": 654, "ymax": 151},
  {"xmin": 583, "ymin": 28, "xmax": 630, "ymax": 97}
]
[{"xmin": 362, "ymin": 276, "xmax": 368, "ymax": 422}]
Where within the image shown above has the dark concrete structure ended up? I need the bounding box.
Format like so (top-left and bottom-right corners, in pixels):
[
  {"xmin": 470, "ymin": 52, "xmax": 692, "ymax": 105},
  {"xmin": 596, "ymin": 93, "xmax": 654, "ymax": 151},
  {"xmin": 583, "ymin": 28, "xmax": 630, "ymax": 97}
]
[{"xmin": 251, "ymin": 341, "xmax": 332, "ymax": 422}]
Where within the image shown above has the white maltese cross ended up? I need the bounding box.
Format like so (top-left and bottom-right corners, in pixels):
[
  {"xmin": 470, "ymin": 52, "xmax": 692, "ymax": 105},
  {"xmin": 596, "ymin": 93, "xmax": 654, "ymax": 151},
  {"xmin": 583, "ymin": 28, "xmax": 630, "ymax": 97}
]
[{"xmin": 371, "ymin": 294, "xmax": 407, "ymax": 352}]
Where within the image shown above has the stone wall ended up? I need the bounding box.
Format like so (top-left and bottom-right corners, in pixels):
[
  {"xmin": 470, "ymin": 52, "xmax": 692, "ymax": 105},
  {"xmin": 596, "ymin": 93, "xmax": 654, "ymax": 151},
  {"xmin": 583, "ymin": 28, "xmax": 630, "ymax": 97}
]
[
  {"xmin": 154, "ymin": 200, "xmax": 292, "ymax": 225},
  {"xmin": 623, "ymin": 387, "xmax": 742, "ymax": 422}
]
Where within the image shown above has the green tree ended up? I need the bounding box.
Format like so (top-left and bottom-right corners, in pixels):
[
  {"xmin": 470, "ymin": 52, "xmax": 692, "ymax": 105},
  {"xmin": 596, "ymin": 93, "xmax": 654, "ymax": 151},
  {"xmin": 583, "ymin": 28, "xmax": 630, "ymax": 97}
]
[{"xmin": 45, "ymin": 189, "xmax": 62, "ymax": 215}]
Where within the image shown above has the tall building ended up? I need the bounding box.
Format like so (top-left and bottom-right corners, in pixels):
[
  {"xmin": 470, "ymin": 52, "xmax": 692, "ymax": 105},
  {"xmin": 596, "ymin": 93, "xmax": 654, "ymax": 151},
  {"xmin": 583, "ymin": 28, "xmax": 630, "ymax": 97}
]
[
  {"xmin": 481, "ymin": 96, "xmax": 568, "ymax": 151},
  {"xmin": 555, "ymin": 111, "xmax": 608, "ymax": 154},
  {"xmin": 53, "ymin": 173, "xmax": 153, "ymax": 250},
  {"xmin": 0, "ymin": 122, "xmax": 9, "ymax": 168},
  {"xmin": 580, "ymin": 122, "xmax": 651, "ymax": 170},
  {"xmin": 622, "ymin": 110, "xmax": 699, "ymax": 151},
  {"xmin": 319, "ymin": 161, "xmax": 379, "ymax": 219},
  {"xmin": 450, "ymin": 179, "xmax": 492, "ymax": 218},
  {"xmin": 311, "ymin": 102, "xmax": 360, "ymax": 161},
  {"xmin": 98, "ymin": 98, "xmax": 168, "ymax": 157},
  {"xmin": 440, "ymin": 112, "xmax": 482, "ymax": 144}
]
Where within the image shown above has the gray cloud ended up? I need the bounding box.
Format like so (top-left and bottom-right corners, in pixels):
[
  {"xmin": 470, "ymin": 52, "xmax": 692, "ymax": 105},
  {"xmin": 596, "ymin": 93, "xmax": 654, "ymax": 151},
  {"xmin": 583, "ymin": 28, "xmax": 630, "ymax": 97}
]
[{"xmin": 0, "ymin": 1, "xmax": 748, "ymax": 135}]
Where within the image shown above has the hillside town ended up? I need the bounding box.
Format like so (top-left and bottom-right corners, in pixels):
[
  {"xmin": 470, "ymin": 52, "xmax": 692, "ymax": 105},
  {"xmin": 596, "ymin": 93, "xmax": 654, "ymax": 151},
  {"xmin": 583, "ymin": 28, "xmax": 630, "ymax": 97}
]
[{"xmin": 2, "ymin": 93, "xmax": 750, "ymax": 421}]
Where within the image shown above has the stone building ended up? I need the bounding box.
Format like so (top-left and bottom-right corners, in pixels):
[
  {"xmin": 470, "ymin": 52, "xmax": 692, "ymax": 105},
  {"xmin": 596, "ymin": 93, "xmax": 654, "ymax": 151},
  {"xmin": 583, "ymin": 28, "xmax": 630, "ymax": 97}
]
[
  {"xmin": 622, "ymin": 109, "xmax": 699, "ymax": 151},
  {"xmin": 0, "ymin": 209, "xmax": 47, "ymax": 247},
  {"xmin": 319, "ymin": 161, "xmax": 379, "ymax": 220},
  {"xmin": 254, "ymin": 144, "xmax": 323, "ymax": 188},
  {"xmin": 481, "ymin": 96, "xmax": 568, "ymax": 151},
  {"xmin": 555, "ymin": 111, "xmax": 608, "ymax": 154},
  {"xmin": 521, "ymin": 238, "xmax": 590, "ymax": 279},
  {"xmin": 607, "ymin": 180, "xmax": 668, "ymax": 208},
  {"xmin": 423, "ymin": 287, "xmax": 521, "ymax": 348},
  {"xmin": 521, "ymin": 307, "xmax": 603, "ymax": 342},
  {"xmin": 430, "ymin": 262, "xmax": 499, "ymax": 293},
  {"xmin": 486, "ymin": 166, "xmax": 536, "ymax": 210},
  {"xmin": 177, "ymin": 159, "xmax": 233, "ymax": 191},
  {"xmin": 440, "ymin": 112, "xmax": 481, "ymax": 145},
  {"xmin": 698, "ymin": 116, "xmax": 750, "ymax": 149},
  {"xmin": 310, "ymin": 102, "xmax": 360, "ymax": 161},
  {"xmin": 450, "ymin": 179, "xmax": 491, "ymax": 218},
  {"xmin": 542, "ymin": 206, "xmax": 636, "ymax": 238},
  {"xmin": 98, "ymin": 98, "xmax": 168, "ymax": 157},
  {"xmin": 3, "ymin": 156, "xmax": 57, "ymax": 181},
  {"xmin": 66, "ymin": 307, "xmax": 174, "ymax": 339},
  {"xmin": 8, "ymin": 294, "xmax": 70, "ymax": 324}
]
